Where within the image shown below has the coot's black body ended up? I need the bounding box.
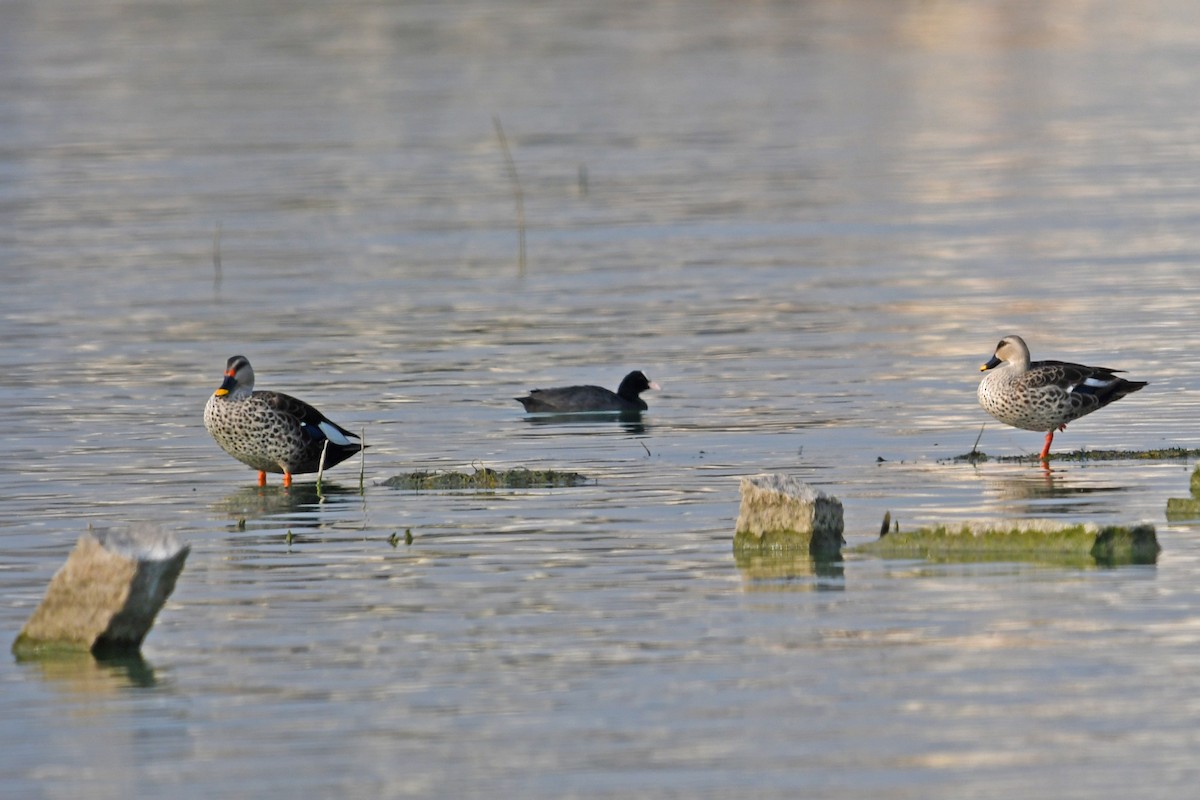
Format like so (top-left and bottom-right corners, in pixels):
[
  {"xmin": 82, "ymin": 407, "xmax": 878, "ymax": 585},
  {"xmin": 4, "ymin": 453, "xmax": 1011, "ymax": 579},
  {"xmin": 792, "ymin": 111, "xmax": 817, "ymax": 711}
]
[{"xmin": 516, "ymin": 371, "xmax": 659, "ymax": 413}]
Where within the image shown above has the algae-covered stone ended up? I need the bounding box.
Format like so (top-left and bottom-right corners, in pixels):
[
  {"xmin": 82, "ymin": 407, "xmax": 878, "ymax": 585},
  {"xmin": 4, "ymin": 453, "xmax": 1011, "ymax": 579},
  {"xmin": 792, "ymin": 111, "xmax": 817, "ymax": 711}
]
[
  {"xmin": 382, "ymin": 467, "xmax": 590, "ymax": 490},
  {"xmin": 1166, "ymin": 497, "xmax": 1200, "ymax": 520},
  {"xmin": 852, "ymin": 520, "xmax": 1158, "ymax": 566},
  {"xmin": 13, "ymin": 526, "xmax": 189, "ymax": 657},
  {"xmin": 1163, "ymin": 467, "xmax": 1200, "ymax": 520},
  {"xmin": 1158, "ymin": 466, "xmax": 1200, "ymax": 520},
  {"xmin": 1090, "ymin": 524, "xmax": 1160, "ymax": 564},
  {"xmin": 733, "ymin": 474, "xmax": 844, "ymax": 555}
]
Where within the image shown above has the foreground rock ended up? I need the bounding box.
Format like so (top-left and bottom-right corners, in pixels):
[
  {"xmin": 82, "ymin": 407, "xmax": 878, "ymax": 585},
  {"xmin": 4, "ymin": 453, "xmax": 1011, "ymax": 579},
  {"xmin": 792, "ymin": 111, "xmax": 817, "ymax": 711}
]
[
  {"xmin": 13, "ymin": 526, "xmax": 189, "ymax": 657},
  {"xmin": 733, "ymin": 474, "xmax": 845, "ymax": 555}
]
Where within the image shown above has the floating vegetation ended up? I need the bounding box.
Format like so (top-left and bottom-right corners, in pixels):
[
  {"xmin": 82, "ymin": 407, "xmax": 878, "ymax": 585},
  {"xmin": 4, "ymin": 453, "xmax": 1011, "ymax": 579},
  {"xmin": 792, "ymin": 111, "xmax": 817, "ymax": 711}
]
[
  {"xmin": 951, "ymin": 447, "xmax": 1200, "ymax": 464},
  {"xmin": 382, "ymin": 467, "xmax": 591, "ymax": 491},
  {"xmin": 387, "ymin": 529, "xmax": 414, "ymax": 548},
  {"xmin": 851, "ymin": 521, "xmax": 1159, "ymax": 566}
]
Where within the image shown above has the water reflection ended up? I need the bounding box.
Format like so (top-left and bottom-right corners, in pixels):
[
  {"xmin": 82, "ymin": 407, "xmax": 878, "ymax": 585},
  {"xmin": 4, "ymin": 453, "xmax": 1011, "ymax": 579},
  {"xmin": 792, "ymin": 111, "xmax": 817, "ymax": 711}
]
[
  {"xmin": 520, "ymin": 411, "xmax": 648, "ymax": 435},
  {"xmin": 15, "ymin": 650, "xmax": 157, "ymax": 693},
  {"xmin": 211, "ymin": 483, "xmax": 365, "ymax": 525},
  {"xmin": 976, "ymin": 466, "xmax": 1132, "ymax": 516},
  {"xmin": 734, "ymin": 551, "xmax": 845, "ymax": 590}
]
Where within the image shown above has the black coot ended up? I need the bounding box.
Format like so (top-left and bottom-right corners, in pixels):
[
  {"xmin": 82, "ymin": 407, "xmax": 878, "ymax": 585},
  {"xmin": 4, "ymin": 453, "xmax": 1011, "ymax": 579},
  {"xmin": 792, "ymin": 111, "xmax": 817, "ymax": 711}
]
[{"xmin": 515, "ymin": 370, "xmax": 660, "ymax": 413}]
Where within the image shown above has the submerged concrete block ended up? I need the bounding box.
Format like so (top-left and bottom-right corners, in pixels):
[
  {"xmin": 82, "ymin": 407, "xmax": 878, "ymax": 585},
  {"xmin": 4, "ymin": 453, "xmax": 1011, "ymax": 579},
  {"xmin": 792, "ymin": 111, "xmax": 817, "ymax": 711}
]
[
  {"xmin": 734, "ymin": 474, "xmax": 844, "ymax": 554},
  {"xmin": 852, "ymin": 520, "xmax": 1159, "ymax": 566},
  {"xmin": 13, "ymin": 526, "xmax": 189, "ymax": 657},
  {"xmin": 1166, "ymin": 496, "xmax": 1200, "ymax": 520},
  {"xmin": 1165, "ymin": 467, "xmax": 1200, "ymax": 520}
]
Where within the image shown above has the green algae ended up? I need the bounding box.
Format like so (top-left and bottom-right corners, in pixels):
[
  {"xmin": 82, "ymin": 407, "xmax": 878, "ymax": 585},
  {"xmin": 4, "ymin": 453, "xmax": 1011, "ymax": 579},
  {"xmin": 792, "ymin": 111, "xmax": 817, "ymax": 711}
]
[
  {"xmin": 951, "ymin": 447, "xmax": 1200, "ymax": 464},
  {"xmin": 732, "ymin": 527, "xmax": 844, "ymax": 557},
  {"xmin": 851, "ymin": 521, "xmax": 1159, "ymax": 566},
  {"xmin": 12, "ymin": 635, "xmax": 93, "ymax": 658},
  {"xmin": 1165, "ymin": 497, "xmax": 1200, "ymax": 520},
  {"xmin": 382, "ymin": 467, "xmax": 591, "ymax": 491}
]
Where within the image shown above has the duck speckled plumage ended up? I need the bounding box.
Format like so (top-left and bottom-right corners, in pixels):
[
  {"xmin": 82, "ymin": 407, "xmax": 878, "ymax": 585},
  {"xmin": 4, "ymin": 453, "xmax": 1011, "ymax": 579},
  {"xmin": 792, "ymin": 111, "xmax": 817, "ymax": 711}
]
[
  {"xmin": 978, "ymin": 335, "xmax": 1147, "ymax": 461},
  {"xmin": 204, "ymin": 355, "xmax": 365, "ymax": 486},
  {"xmin": 515, "ymin": 370, "xmax": 660, "ymax": 413}
]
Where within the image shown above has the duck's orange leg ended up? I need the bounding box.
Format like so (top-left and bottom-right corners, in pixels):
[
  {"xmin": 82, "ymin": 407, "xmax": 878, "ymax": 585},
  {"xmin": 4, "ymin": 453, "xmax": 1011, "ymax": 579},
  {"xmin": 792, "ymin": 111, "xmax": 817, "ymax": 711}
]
[
  {"xmin": 283, "ymin": 472, "xmax": 293, "ymax": 488},
  {"xmin": 1039, "ymin": 431, "xmax": 1055, "ymax": 462},
  {"xmin": 1040, "ymin": 424, "xmax": 1067, "ymax": 462},
  {"xmin": 257, "ymin": 471, "xmax": 267, "ymax": 486}
]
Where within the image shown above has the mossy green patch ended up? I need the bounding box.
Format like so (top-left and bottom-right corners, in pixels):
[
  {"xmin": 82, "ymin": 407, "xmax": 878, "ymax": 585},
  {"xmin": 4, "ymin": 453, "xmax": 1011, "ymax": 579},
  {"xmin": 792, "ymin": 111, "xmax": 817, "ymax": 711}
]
[
  {"xmin": 733, "ymin": 527, "xmax": 845, "ymax": 558},
  {"xmin": 1166, "ymin": 497, "xmax": 1200, "ymax": 520},
  {"xmin": 1164, "ymin": 467, "xmax": 1200, "ymax": 519},
  {"xmin": 382, "ymin": 467, "xmax": 590, "ymax": 491},
  {"xmin": 851, "ymin": 522, "xmax": 1158, "ymax": 566},
  {"xmin": 951, "ymin": 447, "xmax": 1200, "ymax": 464},
  {"xmin": 11, "ymin": 634, "xmax": 92, "ymax": 658}
]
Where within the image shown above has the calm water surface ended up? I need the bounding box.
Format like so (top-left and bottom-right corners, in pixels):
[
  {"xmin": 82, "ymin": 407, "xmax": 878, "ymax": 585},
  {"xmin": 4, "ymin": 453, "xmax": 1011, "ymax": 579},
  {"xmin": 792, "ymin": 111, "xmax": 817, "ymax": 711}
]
[{"xmin": 4, "ymin": 1, "xmax": 1200, "ymax": 797}]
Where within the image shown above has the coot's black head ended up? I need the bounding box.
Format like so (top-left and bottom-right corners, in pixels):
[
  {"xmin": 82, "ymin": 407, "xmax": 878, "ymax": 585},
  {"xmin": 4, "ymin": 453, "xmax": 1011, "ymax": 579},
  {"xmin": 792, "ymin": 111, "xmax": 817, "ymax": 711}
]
[{"xmin": 616, "ymin": 371, "xmax": 660, "ymax": 401}]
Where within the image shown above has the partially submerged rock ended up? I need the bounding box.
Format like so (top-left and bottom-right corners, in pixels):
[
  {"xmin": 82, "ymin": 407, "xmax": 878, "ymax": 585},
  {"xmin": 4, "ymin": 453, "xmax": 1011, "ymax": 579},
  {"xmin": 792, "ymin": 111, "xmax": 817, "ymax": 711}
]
[
  {"xmin": 1164, "ymin": 465, "xmax": 1200, "ymax": 520},
  {"xmin": 13, "ymin": 526, "xmax": 189, "ymax": 658},
  {"xmin": 382, "ymin": 467, "xmax": 590, "ymax": 490},
  {"xmin": 1165, "ymin": 497, "xmax": 1200, "ymax": 520},
  {"xmin": 851, "ymin": 520, "xmax": 1159, "ymax": 566},
  {"xmin": 733, "ymin": 474, "xmax": 844, "ymax": 555}
]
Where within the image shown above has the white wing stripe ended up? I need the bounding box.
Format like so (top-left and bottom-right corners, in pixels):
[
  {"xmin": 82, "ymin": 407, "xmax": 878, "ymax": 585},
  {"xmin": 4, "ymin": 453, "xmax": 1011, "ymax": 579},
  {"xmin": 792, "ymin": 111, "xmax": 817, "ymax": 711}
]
[{"xmin": 317, "ymin": 421, "xmax": 352, "ymax": 446}]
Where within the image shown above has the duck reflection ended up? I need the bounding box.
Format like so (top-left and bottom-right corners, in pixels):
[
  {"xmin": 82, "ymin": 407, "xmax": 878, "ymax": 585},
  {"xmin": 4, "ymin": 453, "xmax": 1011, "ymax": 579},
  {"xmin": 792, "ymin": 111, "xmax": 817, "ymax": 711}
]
[
  {"xmin": 521, "ymin": 411, "xmax": 648, "ymax": 435},
  {"xmin": 979, "ymin": 467, "xmax": 1128, "ymax": 516},
  {"xmin": 213, "ymin": 482, "xmax": 362, "ymax": 524}
]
